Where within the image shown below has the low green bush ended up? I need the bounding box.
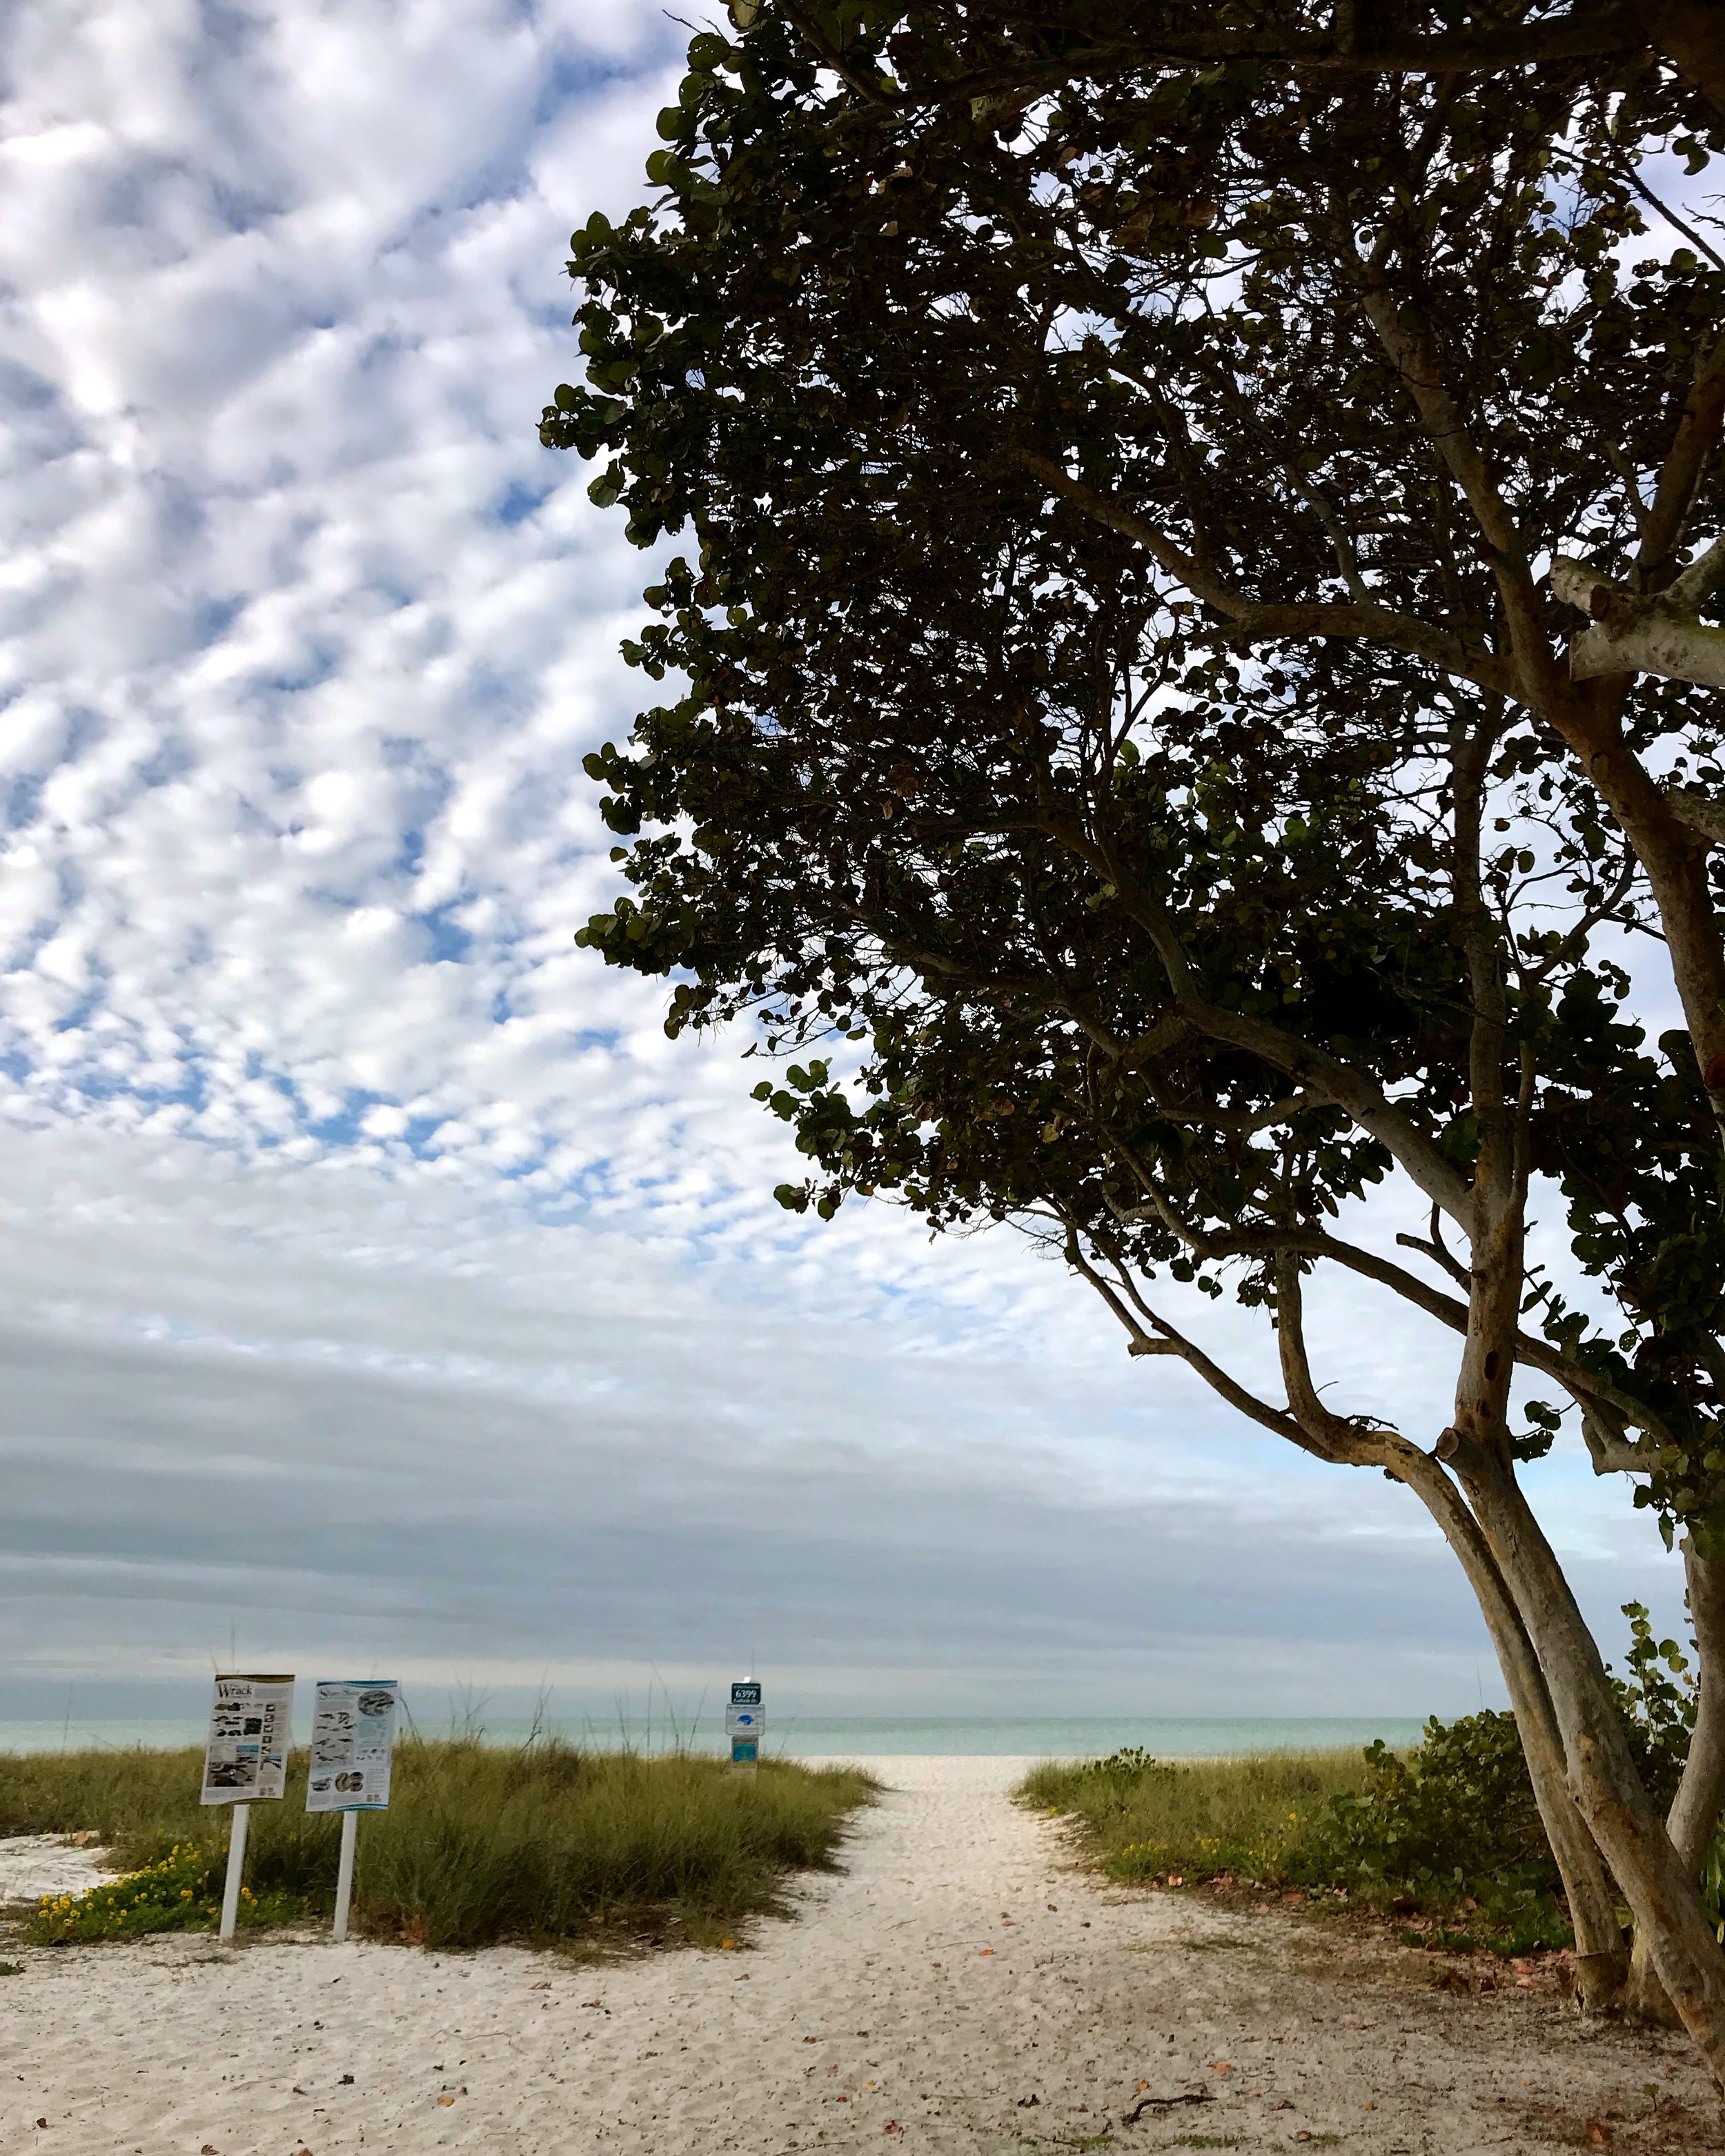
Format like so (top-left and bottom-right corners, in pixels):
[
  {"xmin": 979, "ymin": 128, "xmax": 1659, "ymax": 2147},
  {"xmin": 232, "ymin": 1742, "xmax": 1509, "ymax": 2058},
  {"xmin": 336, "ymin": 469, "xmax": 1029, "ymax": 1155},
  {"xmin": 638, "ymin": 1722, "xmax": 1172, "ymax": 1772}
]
[
  {"xmin": 1, "ymin": 1739, "xmax": 876, "ymax": 1951},
  {"xmin": 1023, "ymin": 1728, "xmax": 1566, "ymax": 1950},
  {"xmin": 23, "ymin": 1844, "xmax": 295, "ymax": 1943},
  {"xmin": 1306, "ymin": 1714, "xmax": 1571, "ymax": 1950}
]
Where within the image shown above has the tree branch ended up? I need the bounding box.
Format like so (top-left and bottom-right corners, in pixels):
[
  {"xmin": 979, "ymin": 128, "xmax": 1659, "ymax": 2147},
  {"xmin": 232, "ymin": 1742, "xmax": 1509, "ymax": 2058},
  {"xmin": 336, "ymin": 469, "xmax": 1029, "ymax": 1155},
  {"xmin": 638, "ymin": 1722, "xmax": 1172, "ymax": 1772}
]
[
  {"xmin": 1637, "ymin": 330, "xmax": 1725, "ymax": 586},
  {"xmin": 1665, "ymin": 784, "xmax": 1725, "ymax": 846},
  {"xmin": 1551, "ymin": 551, "xmax": 1725, "ymax": 689},
  {"xmin": 1016, "ymin": 446, "xmax": 1514, "ymax": 693},
  {"xmin": 1344, "ymin": 263, "xmax": 1565, "ymax": 713},
  {"xmin": 1059, "ymin": 1220, "xmax": 1327, "ymax": 1456},
  {"xmin": 1172, "ymin": 994, "xmax": 1479, "ymax": 1233}
]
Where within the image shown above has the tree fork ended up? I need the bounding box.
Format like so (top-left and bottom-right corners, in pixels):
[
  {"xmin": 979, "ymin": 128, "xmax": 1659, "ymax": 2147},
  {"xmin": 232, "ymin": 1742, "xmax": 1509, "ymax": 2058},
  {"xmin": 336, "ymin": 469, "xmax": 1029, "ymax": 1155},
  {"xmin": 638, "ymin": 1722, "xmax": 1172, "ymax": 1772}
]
[
  {"xmin": 1386, "ymin": 1443, "xmax": 1628, "ymax": 2010},
  {"xmin": 1462, "ymin": 1460, "xmax": 1725, "ymax": 2086}
]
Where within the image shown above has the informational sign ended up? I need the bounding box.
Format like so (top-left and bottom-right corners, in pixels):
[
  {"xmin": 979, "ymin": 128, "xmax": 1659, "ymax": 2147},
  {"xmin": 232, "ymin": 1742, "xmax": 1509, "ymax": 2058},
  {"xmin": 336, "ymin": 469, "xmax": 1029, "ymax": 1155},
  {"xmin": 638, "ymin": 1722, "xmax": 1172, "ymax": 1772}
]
[
  {"xmin": 726, "ymin": 1680, "xmax": 765, "ymax": 1738},
  {"xmin": 728, "ymin": 1680, "xmax": 763, "ymax": 1766},
  {"xmin": 201, "ymin": 1674, "xmax": 295, "ymax": 1806},
  {"xmin": 306, "ymin": 1680, "xmax": 400, "ymax": 1812}
]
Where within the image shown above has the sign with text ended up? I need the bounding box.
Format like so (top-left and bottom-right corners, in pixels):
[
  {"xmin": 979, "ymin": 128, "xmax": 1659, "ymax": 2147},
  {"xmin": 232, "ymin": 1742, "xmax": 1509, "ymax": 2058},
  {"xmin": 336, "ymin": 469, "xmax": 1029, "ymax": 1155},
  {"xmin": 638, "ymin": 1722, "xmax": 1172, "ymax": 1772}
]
[
  {"xmin": 306, "ymin": 1680, "xmax": 400, "ymax": 1812},
  {"xmin": 727, "ymin": 1679, "xmax": 763, "ymax": 1765},
  {"xmin": 726, "ymin": 1679, "xmax": 764, "ymax": 1741},
  {"xmin": 201, "ymin": 1674, "xmax": 295, "ymax": 1806}
]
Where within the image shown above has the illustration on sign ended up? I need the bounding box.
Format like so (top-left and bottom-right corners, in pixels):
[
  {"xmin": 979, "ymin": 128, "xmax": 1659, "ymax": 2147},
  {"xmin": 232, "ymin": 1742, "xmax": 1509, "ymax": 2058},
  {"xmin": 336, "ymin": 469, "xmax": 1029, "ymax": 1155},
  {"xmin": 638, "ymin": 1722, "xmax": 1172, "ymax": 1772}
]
[
  {"xmin": 306, "ymin": 1680, "xmax": 401, "ymax": 1812},
  {"xmin": 201, "ymin": 1674, "xmax": 295, "ymax": 1806}
]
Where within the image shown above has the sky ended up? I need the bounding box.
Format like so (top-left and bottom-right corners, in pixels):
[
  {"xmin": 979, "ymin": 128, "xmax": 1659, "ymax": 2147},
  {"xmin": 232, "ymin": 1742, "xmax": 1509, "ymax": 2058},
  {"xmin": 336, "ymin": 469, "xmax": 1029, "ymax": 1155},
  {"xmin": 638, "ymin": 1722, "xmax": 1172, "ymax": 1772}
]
[{"xmin": 0, "ymin": 0, "xmax": 1690, "ymax": 1732}]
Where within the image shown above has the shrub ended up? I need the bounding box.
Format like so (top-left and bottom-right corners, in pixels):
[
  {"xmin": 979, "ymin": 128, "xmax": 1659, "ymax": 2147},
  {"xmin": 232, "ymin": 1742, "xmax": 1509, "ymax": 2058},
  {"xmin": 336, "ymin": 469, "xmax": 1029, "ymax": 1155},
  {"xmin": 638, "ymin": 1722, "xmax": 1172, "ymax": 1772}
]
[
  {"xmin": 1308, "ymin": 1713, "xmax": 1570, "ymax": 1950},
  {"xmin": 1021, "ymin": 1748, "xmax": 1370, "ymax": 1893},
  {"xmin": 22, "ymin": 1844, "xmax": 295, "ymax": 1944}
]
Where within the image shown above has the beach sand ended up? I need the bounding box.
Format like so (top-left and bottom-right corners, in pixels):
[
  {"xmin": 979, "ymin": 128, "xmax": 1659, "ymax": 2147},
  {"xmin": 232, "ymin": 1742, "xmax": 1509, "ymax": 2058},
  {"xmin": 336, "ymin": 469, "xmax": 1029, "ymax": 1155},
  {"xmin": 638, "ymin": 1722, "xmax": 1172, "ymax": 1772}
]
[{"xmin": 2, "ymin": 1755, "xmax": 1713, "ymax": 2153}]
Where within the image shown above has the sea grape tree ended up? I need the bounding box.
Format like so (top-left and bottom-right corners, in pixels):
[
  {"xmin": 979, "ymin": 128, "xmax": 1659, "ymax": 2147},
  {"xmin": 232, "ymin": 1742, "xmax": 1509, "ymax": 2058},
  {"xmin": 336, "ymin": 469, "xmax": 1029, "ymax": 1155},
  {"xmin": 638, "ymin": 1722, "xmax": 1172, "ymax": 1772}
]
[{"xmin": 545, "ymin": 0, "xmax": 1725, "ymax": 2070}]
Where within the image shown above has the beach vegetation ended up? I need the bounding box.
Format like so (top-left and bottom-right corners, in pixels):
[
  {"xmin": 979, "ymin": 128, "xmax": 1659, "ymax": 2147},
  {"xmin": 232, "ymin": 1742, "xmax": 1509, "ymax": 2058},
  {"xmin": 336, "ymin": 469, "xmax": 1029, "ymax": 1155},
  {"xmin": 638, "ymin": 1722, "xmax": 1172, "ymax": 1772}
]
[
  {"xmin": 22, "ymin": 1845, "xmax": 290, "ymax": 1944},
  {"xmin": 1029, "ymin": 1652, "xmax": 1721, "ymax": 1956},
  {"xmin": 0, "ymin": 1737, "xmax": 875, "ymax": 1952},
  {"xmin": 548, "ymin": 0, "xmax": 1725, "ymax": 2075}
]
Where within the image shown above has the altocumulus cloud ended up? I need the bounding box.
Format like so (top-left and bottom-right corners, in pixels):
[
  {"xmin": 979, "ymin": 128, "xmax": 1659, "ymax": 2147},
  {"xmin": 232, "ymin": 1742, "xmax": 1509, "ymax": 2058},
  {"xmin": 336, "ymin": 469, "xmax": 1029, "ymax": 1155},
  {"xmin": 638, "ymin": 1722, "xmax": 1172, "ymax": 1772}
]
[{"xmin": 0, "ymin": 0, "xmax": 1682, "ymax": 1723}]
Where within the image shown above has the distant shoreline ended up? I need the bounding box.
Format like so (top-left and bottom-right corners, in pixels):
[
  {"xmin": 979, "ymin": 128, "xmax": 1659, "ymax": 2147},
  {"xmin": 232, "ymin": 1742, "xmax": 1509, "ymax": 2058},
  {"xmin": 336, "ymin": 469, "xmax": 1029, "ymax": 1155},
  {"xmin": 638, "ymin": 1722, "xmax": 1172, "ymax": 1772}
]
[{"xmin": 0, "ymin": 1712, "xmax": 1432, "ymax": 1758}]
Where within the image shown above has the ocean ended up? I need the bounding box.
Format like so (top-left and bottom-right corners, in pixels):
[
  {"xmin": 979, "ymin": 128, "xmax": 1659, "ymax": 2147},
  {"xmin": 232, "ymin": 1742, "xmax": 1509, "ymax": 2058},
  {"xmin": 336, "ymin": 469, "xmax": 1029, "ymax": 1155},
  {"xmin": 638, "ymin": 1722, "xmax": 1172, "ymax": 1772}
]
[{"xmin": 0, "ymin": 1712, "xmax": 1430, "ymax": 1759}]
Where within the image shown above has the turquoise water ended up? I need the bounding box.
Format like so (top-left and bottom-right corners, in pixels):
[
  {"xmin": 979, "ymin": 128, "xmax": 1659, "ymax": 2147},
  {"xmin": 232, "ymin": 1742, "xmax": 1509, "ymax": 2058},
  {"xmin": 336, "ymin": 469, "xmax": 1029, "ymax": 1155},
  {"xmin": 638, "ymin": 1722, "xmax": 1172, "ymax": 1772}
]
[{"xmin": 0, "ymin": 1713, "xmax": 1429, "ymax": 1759}]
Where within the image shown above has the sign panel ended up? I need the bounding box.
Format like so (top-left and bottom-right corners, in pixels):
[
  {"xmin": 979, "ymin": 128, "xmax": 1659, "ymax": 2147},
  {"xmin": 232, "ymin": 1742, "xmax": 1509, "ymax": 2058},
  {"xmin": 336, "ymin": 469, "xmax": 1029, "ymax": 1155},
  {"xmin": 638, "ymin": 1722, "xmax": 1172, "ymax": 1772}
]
[
  {"xmin": 306, "ymin": 1679, "xmax": 401, "ymax": 1813},
  {"xmin": 724, "ymin": 1704, "xmax": 764, "ymax": 1737},
  {"xmin": 730, "ymin": 1681, "xmax": 762, "ymax": 1708},
  {"xmin": 201, "ymin": 1674, "xmax": 295, "ymax": 1806},
  {"xmin": 730, "ymin": 1737, "xmax": 759, "ymax": 1766}
]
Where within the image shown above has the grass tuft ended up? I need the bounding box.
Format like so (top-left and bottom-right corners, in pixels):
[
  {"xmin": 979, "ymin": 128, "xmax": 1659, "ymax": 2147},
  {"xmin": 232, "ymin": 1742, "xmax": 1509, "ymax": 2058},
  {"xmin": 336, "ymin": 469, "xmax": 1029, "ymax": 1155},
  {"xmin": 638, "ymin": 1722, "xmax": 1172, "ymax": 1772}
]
[
  {"xmin": 1020, "ymin": 1730, "xmax": 1575, "ymax": 1952},
  {"xmin": 1020, "ymin": 1747, "xmax": 1370, "ymax": 1888},
  {"xmin": 1, "ymin": 1738, "xmax": 876, "ymax": 1952}
]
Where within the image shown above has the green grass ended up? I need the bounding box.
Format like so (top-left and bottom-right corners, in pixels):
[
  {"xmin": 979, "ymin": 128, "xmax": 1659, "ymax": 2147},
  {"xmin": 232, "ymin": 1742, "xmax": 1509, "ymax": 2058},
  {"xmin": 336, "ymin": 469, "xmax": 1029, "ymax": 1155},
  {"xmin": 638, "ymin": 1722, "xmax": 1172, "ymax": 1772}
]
[
  {"xmin": 1021, "ymin": 1734, "xmax": 1576, "ymax": 1953},
  {"xmin": 1, "ymin": 1738, "xmax": 876, "ymax": 1952},
  {"xmin": 1020, "ymin": 1747, "xmax": 1372, "ymax": 1888}
]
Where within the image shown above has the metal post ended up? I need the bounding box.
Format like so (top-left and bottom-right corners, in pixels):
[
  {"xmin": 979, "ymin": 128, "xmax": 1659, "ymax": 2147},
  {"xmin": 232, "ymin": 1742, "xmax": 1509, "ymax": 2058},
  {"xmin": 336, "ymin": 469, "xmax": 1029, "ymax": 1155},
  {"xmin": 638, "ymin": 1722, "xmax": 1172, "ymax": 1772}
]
[
  {"xmin": 333, "ymin": 1809, "xmax": 358, "ymax": 1941},
  {"xmin": 219, "ymin": 1802, "xmax": 251, "ymax": 1943}
]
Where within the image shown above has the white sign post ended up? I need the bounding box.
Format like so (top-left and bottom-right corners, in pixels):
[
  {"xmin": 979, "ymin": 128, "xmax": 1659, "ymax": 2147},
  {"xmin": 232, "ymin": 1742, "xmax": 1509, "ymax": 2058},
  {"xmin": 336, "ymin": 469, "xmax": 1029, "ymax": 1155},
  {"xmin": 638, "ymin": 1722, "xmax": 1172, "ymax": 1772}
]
[
  {"xmin": 200, "ymin": 1674, "xmax": 295, "ymax": 1943},
  {"xmin": 306, "ymin": 1680, "xmax": 400, "ymax": 1941},
  {"xmin": 727, "ymin": 1681, "xmax": 764, "ymax": 1772}
]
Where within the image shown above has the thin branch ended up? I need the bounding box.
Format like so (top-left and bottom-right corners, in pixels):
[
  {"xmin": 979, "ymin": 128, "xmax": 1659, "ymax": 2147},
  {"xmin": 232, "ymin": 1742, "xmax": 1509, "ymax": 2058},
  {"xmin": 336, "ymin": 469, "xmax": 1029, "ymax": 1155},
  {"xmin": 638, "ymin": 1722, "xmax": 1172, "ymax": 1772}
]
[
  {"xmin": 923, "ymin": 9, "xmax": 1645, "ymax": 102},
  {"xmin": 1016, "ymin": 446, "xmax": 1515, "ymax": 694},
  {"xmin": 1636, "ymin": 328, "xmax": 1725, "ymax": 585},
  {"xmin": 1061, "ymin": 1223, "xmax": 1330, "ymax": 1457}
]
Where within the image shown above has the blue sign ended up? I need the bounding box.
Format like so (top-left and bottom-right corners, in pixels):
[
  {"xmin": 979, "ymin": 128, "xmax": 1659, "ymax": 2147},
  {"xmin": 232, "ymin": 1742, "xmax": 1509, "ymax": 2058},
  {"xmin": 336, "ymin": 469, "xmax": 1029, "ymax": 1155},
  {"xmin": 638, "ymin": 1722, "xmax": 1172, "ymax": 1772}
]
[{"xmin": 731, "ymin": 1737, "xmax": 759, "ymax": 1765}]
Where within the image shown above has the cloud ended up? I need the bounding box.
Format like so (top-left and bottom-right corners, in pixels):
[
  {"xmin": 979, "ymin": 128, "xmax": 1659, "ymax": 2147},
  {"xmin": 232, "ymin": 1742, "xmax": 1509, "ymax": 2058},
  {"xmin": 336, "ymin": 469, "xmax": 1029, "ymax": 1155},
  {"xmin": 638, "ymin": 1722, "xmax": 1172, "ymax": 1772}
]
[{"xmin": 0, "ymin": 0, "xmax": 1684, "ymax": 1723}]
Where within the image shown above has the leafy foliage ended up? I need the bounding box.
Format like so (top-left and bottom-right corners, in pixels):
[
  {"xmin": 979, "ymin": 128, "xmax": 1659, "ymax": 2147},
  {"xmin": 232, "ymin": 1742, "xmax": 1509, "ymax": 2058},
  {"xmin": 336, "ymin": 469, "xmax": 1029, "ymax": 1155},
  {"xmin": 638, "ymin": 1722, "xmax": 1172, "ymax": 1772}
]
[
  {"xmin": 22, "ymin": 1844, "xmax": 289, "ymax": 1944},
  {"xmin": 1611, "ymin": 1597, "xmax": 1699, "ymax": 1815},
  {"xmin": 1029, "ymin": 1723, "xmax": 1568, "ymax": 1950},
  {"xmin": 1317, "ymin": 1715, "xmax": 1573, "ymax": 1949},
  {"xmin": 547, "ymin": 0, "xmax": 1725, "ymax": 1546}
]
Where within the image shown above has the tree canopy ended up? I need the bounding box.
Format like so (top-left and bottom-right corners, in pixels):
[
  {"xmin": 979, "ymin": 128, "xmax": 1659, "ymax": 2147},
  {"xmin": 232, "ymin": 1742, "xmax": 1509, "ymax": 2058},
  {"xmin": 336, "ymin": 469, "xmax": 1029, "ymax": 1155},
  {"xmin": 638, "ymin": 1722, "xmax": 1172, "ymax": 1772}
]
[
  {"xmin": 546, "ymin": 0, "xmax": 1725, "ymax": 2064},
  {"xmin": 548, "ymin": 0, "xmax": 1725, "ymax": 1525}
]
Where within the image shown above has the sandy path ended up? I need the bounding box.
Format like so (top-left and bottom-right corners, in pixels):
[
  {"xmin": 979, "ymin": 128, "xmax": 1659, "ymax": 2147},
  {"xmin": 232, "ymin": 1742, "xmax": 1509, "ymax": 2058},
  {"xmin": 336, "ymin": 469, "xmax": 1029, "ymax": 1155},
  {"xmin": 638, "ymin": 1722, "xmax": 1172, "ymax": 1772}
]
[{"xmin": 2, "ymin": 1756, "xmax": 1713, "ymax": 2153}]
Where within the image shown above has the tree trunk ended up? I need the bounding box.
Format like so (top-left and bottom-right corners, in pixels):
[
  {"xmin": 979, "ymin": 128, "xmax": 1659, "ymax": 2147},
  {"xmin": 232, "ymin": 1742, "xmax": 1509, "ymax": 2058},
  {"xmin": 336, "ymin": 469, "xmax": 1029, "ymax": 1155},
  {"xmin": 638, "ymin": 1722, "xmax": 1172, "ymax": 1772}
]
[
  {"xmin": 1645, "ymin": 0, "xmax": 1725, "ymax": 124},
  {"xmin": 1392, "ymin": 1446, "xmax": 1626, "ymax": 2008},
  {"xmin": 1626, "ymin": 1543, "xmax": 1725, "ymax": 2025},
  {"xmin": 1464, "ymin": 1458, "xmax": 1725, "ymax": 2089}
]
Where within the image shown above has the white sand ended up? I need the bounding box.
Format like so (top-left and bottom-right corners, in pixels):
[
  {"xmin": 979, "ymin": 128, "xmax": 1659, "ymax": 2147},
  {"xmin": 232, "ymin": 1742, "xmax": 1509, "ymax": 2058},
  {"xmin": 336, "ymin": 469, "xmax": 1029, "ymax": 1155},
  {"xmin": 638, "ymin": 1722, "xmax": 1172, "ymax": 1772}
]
[
  {"xmin": 0, "ymin": 1833, "xmax": 116, "ymax": 1905},
  {"xmin": 1, "ymin": 1756, "xmax": 1711, "ymax": 2153}
]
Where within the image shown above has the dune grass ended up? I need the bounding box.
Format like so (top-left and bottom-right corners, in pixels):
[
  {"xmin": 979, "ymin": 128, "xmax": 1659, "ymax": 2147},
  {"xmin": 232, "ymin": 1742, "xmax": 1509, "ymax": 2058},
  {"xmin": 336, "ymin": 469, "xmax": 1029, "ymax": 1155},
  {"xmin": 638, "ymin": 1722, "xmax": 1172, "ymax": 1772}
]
[
  {"xmin": 1, "ymin": 1738, "xmax": 876, "ymax": 1952},
  {"xmin": 1021, "ymin": 1732, "xmax": 1574, "ymax": 1954},
  {"xmin": 1021, "ymin": 1746, "xmax": 1371, "ymax": 1888}
]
